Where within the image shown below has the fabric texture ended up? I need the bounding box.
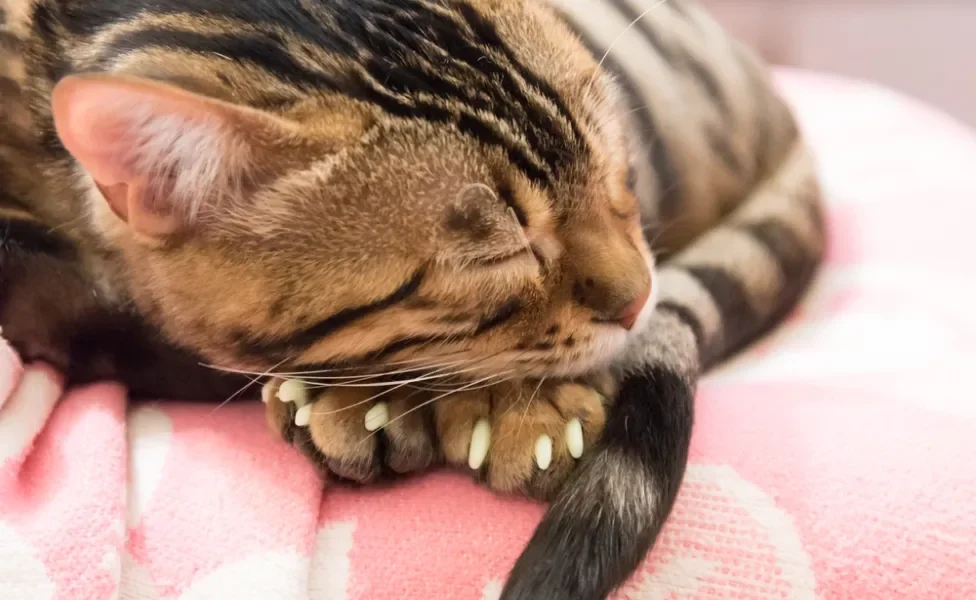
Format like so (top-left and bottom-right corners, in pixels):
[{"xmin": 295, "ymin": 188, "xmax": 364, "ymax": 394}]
[{"xmin": 1, "ymin": 68, "xmax": 974, "ymax": 599}]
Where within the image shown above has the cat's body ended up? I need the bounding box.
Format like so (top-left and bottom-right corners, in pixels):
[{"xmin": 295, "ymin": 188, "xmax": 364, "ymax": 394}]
[{"xmin": 0, "ymin": 0, "xmax": 825, "ymax": 598}]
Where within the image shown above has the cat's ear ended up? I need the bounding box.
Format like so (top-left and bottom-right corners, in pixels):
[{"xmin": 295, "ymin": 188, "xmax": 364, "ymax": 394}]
[{"xmin": 52, "ymin": 73, "xmax": 295, "ymax": 239}]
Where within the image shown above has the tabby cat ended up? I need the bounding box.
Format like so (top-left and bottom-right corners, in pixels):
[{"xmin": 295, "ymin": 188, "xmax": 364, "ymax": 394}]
[{"xmin": 0, "ymin": 0, "xmax": 825, "ymax": 597}]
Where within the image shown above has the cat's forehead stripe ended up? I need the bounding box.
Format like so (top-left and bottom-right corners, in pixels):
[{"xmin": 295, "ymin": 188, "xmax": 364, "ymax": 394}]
[
  {"xmin": 99, "ymin": 29, "xmax": 343, "ymax": 92},
  {"xmin": 80, "ymin": 0, "xmax": 589, "ymax": 187}
]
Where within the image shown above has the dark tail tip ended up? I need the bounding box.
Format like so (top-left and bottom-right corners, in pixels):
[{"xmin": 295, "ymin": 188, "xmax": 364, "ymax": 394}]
[
  {"xmin": 499, "ymin": 459, "xmax": 656, "ymax": 600},
  {"xmin": 500, "ymin": 366, "xmax": 694, "ymax": 600}
]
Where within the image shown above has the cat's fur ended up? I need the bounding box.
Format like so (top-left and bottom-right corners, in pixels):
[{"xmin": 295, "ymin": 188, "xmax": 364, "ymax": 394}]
[{"xmin": 0, "ymin": 0, "xmax": 826, "ymax": 598}]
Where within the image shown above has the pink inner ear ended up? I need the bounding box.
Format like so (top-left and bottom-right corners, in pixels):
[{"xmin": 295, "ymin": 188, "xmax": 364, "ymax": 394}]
[
  {"xmin": 51, "ymin": 74, "xmax": 228, "ymax": 238},
  {"xmin": 53, "ymin": 76, "xmax": 152, "ymax": 187}
]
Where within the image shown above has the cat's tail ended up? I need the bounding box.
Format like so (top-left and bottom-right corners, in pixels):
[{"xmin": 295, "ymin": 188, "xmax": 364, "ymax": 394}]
[
  {"xmin": 500, "ymin": 138, "xmax": 827, "ymax": 599},
  {"xmin": 500, "ymin": 363, "xmax": 695, "ymax": 600}
]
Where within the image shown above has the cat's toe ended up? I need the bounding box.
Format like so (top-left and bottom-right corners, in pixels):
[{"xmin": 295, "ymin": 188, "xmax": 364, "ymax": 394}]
[
  {"xmin": 486, "ymin": 381, "xmax": 606, "ymax": 500},
  {"xmin": 264, "ymin": 377, "xmax": 299, "ymax": 443},
  {"xmin": 380, "ymin": 392, "xmax": 439, "ymax": 474},
  {"xmin": 433, "ymin": 388, "xmax": 493, "ymax": 469},
  {"xmin": 266, "ymin": 379, "xmax": 437, "ymax": 483},
  {"xmin": 436, "ymin": 380, "xmax": 609, "ymax": 501},
  {"xmin": 264, "ymin": 377, "xmax": 332, "ymax": 473}
]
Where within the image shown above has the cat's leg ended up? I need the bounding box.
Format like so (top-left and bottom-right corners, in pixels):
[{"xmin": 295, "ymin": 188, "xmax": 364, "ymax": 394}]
[
  {"xmin": 0, "ymin": 200, "xmax": 217, "ymax": 397},
  {"xmin": 0, "ymin": 203, "xmax": 96, "ymax": 371}
]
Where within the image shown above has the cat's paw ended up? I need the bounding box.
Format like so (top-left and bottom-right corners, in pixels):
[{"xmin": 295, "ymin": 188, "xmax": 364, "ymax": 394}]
[
  {"xmin": 263, "ymin": 379, "xmax": 438, "ymax": 483},
  {"xmin": 436, "ymin": 377, "xmax": 613, "ymax": 500}
]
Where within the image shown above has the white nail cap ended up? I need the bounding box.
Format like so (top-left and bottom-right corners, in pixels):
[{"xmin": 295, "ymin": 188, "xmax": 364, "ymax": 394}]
[
  {"xmin": 534, "ymin": 435, "xmax": 553, "ymax": 470},
  {"xmin": 261, "ymin": 381, "xmax": 275, "ymax": 404},
  {"xmin": 468, "ymin": 418, "xmax": 491, "ymax": 470},
  {"xmin": 277, "ymin": 380, "xmax": 308, "ymax": 407},
  {"xmin": 566, "ymin": 418, "xmax": 584, "ymax": 459},
  {"xmin": 294, "ymin": 404, "xmax": 312, "ymax": 427},
  {"xmin": 364, "ymin": 402, "xmax": 389, "ymax": 432}
]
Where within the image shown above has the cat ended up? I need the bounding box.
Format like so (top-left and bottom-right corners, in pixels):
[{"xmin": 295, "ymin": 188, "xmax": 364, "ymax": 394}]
[{"xmin": 0, "ymin": 0, "xmax": 826, "ymax": 598}]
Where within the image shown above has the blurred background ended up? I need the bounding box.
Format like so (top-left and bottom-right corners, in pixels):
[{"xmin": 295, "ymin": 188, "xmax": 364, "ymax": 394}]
[{"xmin": 702, "ymin": 1, "xmax": 976, "ymax": 127}]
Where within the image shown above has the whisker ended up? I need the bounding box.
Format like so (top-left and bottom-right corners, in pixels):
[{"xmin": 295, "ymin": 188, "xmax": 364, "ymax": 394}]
[
  {"xmin": 340, "ymin": 341, "xmax": 535, "ymax": 389},
  {"xmin": 341, "ymin": 344, "xmax": 538, "ymax": 389},
  {"xmin": 582, "ymin": 0, "xmax": 670, "ymax": 98},
  {"xmin": 294, "ymin": 357, "xmax": 473, "ymax": 384},
  {"xmin": 200, "ymin": 354, "xmax": 439, "ymax": 378},
  {"xmin": 300, "ymin": 361, "xmax": 489, "ymax": 390},
  {"xmin": 206, "ymin": 330, "xmax": 544, "ymax": 419},
  {"xmin": 304, "ymin": 352, "xmax": 520, "ymax": 417},
  {"xmin": 407, "ymin": 376, "xmax": 508, "ymax": 394},
  {"xmin": 515, "ymin": 378, "xmax": 546, "ymax": 437},
  {"xmin": 355, "ymin": 371, "xmax": 517, "ymax": 449},
  {"xmin": 307, "ymin": 377, "xmax": 419, "ymax": 417},
  {"xmin": 208, "ymin": 356, "xmax": 290, "ymax": 415},
  {"xmin": 594, "ymin": 103, "xmax": 650, "ymax": 131},
  {"xmin": 642, "ymin": 212, "xmax": 697, "ymax": 256}
]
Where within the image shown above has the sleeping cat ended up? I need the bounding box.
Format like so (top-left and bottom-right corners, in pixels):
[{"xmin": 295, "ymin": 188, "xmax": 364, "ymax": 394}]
[{"xmin": 0, "ymin": 0, "xmax": 825, "ymax": 598}]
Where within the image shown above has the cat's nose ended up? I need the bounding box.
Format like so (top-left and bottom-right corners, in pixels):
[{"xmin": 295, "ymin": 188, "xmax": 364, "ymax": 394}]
[{"xmin": 616, "ymin": 283, "xmax": 651, "ymax": 331}]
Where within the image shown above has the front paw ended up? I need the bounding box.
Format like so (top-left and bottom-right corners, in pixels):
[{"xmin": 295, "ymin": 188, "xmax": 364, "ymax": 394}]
[
  {"xmin": 436, "ymin": 376, "xmax": 614, "ymax": 501},
  {"xmin": 264, "ymin": 379, "xmax": 438, "ymax": 483}
]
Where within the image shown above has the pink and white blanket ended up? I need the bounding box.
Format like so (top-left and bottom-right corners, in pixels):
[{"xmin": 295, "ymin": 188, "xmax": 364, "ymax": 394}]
[{"xmin": 2, "ymin": 68, "xmax": 975, "ymax": 599}]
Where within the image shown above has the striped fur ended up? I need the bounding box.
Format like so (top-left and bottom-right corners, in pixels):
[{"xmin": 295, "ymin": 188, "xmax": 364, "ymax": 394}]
[{"xmin": 0, "ymin": 0, "xmax": 826, "ymax": 598}]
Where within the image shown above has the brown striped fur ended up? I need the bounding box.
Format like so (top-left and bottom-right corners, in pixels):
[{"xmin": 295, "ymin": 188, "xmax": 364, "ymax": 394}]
[{"xmin": 0, "ymin": 0, "xmax": 825, "ymax": 597}]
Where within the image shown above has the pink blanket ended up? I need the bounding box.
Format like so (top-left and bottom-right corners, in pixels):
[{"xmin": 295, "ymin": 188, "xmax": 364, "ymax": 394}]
[{"xmin": 2, "ymin": 68, "xmax": 975, "ymax": 599}]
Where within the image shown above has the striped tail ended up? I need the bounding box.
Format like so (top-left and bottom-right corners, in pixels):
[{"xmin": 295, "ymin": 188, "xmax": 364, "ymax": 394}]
[{"xmin": 501, "ymin": 139, "xmax": 826, "ymax": 599}]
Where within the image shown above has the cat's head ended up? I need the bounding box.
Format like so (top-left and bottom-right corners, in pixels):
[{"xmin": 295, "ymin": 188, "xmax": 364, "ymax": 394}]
[{"xmin": 51, "ymin": 0, "xmax": 654, "ymax": 379}]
